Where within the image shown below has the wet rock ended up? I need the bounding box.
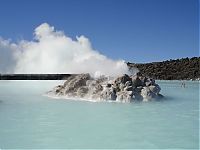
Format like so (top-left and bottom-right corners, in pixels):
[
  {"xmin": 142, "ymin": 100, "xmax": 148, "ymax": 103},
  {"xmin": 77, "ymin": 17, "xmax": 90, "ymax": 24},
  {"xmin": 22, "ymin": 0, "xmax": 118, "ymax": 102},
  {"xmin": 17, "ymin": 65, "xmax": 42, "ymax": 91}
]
[
  {"xmin": 106, "ymin": 83, "xmax": 112, "ymax": 88},
  {"xmin": 64, "ymin": 74, "xmax": 91, "ymax": 93},
  {"xmin": 145, "ymin": 78, "xmax": 155, "ymax": 86},
  {"xmin": 110, "ymin": 88, "xmax": 117, "ymax": 100},
  {"xmin": 114, "ymin": 74, "xmax": 131, "ymax": 85},
  {"xmin": 119, "ymin": 83, "xmax": 125, "ymax": 91},
  {"xmin": 124, "ymin": 85, "xmax": 133, "ymax": 91},
  {"xmin": 93, "ymin": 84, "xmax": 103, "ymax": 94},
  {"xmin": 141, "ymin": 84, "xmax": 161, "ymax": 101},
  {"xmin": 100, "ymin": 87, "xmax": 117, "ymax": 100},
  {"xmin": 141, "ymin": 87, "xmax": 155, "ymax": 101},
  {"xmin": 116, "ymin": 91, "xmax": 133, "ymax": 103},
  {"xmin": 125, "ymin": 80, "xmax": 132, "ymax": 86},
  {"xmin": 54, "ymin": 85, "xmax": 64, "ymax": 94},
  {"xmin": 149, "ymin": 84, "xmax": 161, "ymax": 94},
  {"xmin": 133, "ymin": 92, "xmax": 143, "ymax": 100},
  {"xmin": 131, "ymin": 75, "xmax": 143, "ymax": 87},
  {"xmin": 139, "ymin": 76, "xmax": 147, "ymax": 86},
  {"xmin": 135, "ymin": 86, "xmax": 143, "ymax": 92},
  {"xmin": 49, "ymin": 73, "xmax": 163, "ymax": 102},
  {"xmin": 77, "ymin": 86, "xmax": 89, "ymax": 97}
]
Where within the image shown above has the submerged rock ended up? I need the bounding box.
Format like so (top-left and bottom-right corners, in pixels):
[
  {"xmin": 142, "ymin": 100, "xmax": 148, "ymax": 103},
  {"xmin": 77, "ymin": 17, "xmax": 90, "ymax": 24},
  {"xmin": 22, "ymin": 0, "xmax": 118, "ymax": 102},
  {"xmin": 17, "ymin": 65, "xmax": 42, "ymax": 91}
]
[{"xmin": 47, "ymin": 73, "xmax": 163, "ymax": 102}]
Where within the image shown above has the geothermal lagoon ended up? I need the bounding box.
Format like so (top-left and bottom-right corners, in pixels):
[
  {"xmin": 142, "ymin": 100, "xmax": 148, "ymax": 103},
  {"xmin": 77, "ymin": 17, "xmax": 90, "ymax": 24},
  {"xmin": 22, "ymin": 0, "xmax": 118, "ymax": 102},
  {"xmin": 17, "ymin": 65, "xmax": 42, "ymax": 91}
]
[{"xmin": 0, "ymin": 79, "xmax": 199, "ymax": 149}]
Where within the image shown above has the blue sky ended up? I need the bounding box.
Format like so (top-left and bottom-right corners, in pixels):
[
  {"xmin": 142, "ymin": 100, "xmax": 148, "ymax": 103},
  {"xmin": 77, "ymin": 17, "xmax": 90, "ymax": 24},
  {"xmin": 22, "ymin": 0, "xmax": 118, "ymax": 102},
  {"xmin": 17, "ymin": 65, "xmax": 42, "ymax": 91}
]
[{"xmin": 0, "ymin": 0, "xmax": 198, "ymax": 63}]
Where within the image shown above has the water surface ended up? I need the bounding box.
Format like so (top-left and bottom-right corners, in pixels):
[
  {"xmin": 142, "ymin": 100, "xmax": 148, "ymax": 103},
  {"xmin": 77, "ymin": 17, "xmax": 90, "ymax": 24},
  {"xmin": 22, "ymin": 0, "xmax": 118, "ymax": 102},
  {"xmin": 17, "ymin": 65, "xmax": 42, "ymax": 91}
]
[{"xmin": 0, "ymin": 80, "xmax": 199, "ymax": 149}]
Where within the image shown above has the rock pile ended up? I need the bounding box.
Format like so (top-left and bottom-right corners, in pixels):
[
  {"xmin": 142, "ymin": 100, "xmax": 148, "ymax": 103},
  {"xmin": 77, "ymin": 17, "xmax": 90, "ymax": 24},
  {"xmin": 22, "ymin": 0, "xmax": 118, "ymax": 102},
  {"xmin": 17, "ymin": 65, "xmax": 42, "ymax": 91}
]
[
  {"xmin": 48, "ymin": 73, "xmax": 163, "ymax": 102},
  {"xmin": 127, "ymin": 57, "xmax": 200, "ymax": 80}
]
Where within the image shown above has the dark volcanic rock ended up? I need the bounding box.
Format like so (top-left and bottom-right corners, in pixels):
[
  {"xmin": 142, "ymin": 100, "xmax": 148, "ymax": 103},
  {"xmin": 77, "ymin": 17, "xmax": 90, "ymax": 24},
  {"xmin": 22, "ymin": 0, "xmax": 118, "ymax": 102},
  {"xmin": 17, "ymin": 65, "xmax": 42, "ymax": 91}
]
[
  {"xmin": 114, "ymin": 74, "xmax": 132, "ymax": 85},
  {"xmin": 127, "ymin": 57, "xmax": 200, "ymax": 80}
]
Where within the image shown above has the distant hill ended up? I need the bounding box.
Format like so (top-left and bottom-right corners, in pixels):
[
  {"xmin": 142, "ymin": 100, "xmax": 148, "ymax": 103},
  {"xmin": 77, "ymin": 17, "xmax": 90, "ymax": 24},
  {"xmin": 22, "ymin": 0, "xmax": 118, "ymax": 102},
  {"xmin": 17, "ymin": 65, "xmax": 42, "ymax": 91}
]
[{"xmin": 127, "ymin": 57, "xmax": 200, "ymax": 80}]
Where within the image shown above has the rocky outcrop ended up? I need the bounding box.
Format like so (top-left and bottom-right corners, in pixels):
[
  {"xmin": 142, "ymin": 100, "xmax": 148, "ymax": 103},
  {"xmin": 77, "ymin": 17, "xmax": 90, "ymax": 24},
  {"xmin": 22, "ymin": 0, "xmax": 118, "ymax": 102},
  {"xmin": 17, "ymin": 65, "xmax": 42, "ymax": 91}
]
[
  {"xmin": 47, "ymin": 73, "xmax": 163, "ymax": 102},
  {"xmin": 127, "ymin": 57, "xmax": 200, "ymax": 80}
]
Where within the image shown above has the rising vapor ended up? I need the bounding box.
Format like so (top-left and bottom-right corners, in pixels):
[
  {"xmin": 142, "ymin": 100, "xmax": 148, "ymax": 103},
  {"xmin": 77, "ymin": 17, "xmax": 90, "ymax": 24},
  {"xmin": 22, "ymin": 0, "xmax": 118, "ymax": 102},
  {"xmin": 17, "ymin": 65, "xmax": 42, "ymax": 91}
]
[{"xmin": 0, "ymin": 23, "xmax": 132, "ymax": 77}]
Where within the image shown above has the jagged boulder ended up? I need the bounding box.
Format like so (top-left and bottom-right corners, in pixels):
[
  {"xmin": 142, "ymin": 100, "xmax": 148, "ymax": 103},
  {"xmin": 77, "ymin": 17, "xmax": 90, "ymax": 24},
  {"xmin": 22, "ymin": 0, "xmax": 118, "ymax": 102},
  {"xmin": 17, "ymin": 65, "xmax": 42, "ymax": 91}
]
[
  {"xmin": 114, "ymin": 74, "xmax": 131, "ymax": 85},
  {"xmin": 77, "ymin": 86, "xmax": 89, "ymax": 97},
  {"xmin": 48, "ymin": 73, "xmax": 163, "ymax": 102},
  {"xmin": 141, "ymin": 84, "xmax": 161, "ymax": 101},
  {"xmin": 64, "ymin": 73, "xmax": 91, "ymax": 93},
  {"xmin": 145, "ymin": 78, "xmax": 155, "ymax": 86},
  {"xmin": 141, "ymin": 87, "xmax": 155, "ymax": 101},
  {"xmin": 116, "ymin": 91, "xmax": 133, "ymax": 103},
  {"xmin": 131, "ymin": 75, "xmax": 143, "ymax": 87},
  {"xmin": 53, "ymin": 85, "xmax": 65, "ymax": 95},
  {"xmin": 100, "ymin": 87, "xmax": 117, "ymax": 100},
  {"xmin": 149, "ymin": 84, "xmax": 161, "ymax": 94},
  {"xmin": 93, "ymin": 84, "xmax": 103, "ymax": 94}
]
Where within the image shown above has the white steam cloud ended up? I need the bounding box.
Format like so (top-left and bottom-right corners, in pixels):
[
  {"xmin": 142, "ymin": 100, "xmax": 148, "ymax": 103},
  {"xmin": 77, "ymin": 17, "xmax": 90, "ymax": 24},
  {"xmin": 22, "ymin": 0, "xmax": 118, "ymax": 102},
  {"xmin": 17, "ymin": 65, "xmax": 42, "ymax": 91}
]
[{"xmin": 0, "ymin": 23, "xmax": 132, "ymax": 77}]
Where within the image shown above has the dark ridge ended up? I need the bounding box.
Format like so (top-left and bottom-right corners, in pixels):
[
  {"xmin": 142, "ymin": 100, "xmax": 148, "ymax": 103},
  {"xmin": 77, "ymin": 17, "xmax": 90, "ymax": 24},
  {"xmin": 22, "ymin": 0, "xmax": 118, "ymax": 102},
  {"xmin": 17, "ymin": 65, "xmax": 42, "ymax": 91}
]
[
  {"xmin": 127, "ymin": 57, "xmax": 200, "ymax": 80},
  {"xmin": 0, "ymin": 74, "xmax": 75, "ymax": 80}
]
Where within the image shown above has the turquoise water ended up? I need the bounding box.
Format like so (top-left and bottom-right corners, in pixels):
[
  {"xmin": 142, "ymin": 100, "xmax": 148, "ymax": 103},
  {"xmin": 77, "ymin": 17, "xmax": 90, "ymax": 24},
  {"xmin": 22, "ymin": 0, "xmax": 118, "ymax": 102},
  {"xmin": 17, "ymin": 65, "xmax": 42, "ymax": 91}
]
[{"xmin": 0, "ymin": 80, "xmax": 199, "ymax": 149}]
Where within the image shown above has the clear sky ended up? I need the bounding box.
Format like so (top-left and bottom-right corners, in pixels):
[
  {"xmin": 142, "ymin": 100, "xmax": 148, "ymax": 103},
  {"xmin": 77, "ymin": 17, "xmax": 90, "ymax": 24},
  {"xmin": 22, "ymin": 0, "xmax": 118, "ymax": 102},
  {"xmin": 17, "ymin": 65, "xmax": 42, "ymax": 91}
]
[{"xmin": 0, "ymin": 0, "xmax": 198, "ymax": 63}]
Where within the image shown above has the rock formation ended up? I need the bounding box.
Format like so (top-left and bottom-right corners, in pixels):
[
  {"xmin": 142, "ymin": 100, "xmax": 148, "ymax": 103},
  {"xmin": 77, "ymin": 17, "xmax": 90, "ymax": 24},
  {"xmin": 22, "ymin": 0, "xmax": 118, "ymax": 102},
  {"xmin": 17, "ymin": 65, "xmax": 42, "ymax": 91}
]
[
  {"xmin": 127, "ymin": 57, "xmax": 200, "ymax": 80},
  {"xmin": 47, "ymin": 73, "xmax": 163, "ymax": 102}
]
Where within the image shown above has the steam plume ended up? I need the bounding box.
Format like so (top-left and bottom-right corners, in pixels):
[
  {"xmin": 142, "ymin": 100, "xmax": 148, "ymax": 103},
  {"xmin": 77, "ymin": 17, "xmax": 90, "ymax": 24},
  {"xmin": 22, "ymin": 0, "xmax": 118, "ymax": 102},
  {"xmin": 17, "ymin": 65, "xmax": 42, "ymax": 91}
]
[{"xmin": 0, "ymin": 23, "xmax": 134, "ymax": 77}]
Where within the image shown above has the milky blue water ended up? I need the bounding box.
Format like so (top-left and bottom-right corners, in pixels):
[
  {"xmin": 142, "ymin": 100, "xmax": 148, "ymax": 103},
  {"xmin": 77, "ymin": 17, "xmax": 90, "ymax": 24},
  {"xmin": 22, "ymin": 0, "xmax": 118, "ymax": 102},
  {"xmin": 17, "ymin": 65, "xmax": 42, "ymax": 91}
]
[{"xmin": 0, "ymin": 80, "xmax": 199, "ymax": 149}]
